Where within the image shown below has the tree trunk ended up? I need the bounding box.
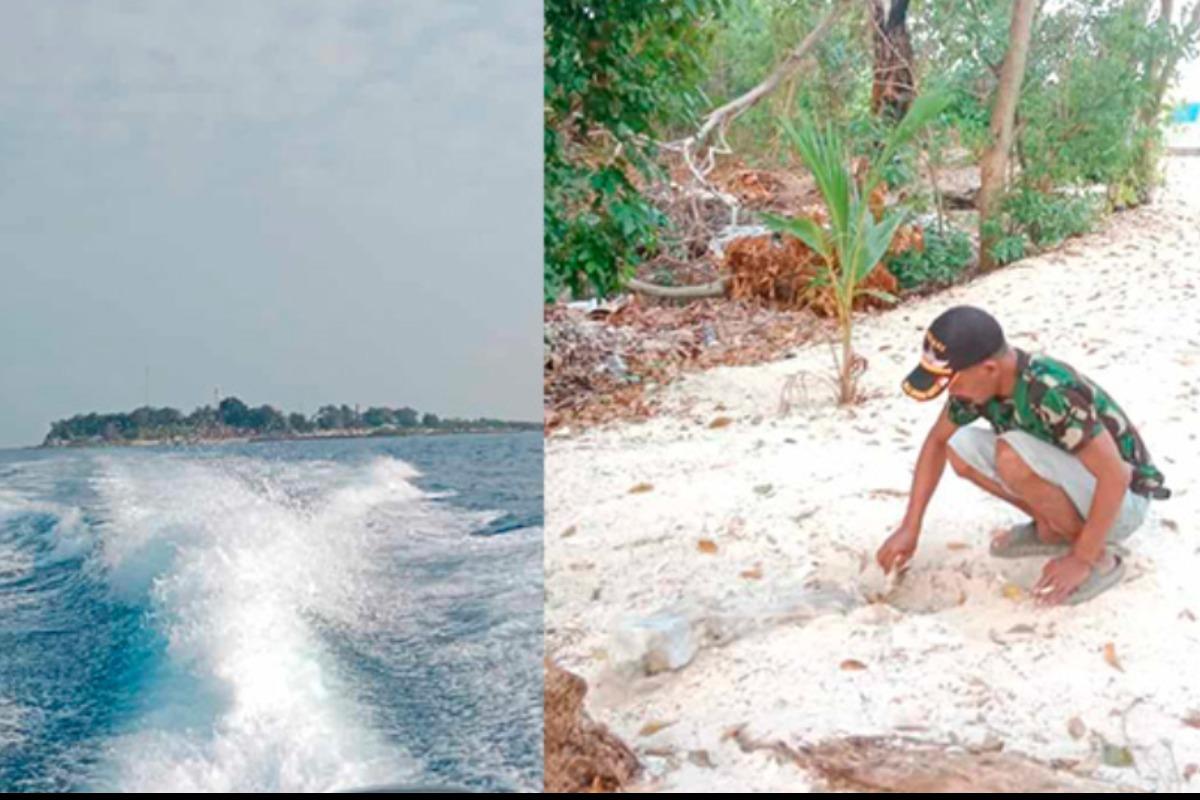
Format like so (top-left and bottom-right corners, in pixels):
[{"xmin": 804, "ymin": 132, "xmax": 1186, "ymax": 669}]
[
  {"xmin": 839, "ymin": 325, "xmax": 855, "ymax": 405},
  {"xmin": 870, "ymin": 0, "xmax": 916, "ymax": 122},
  {"xmin": 1133, "ymin": 1, "xmax": 1200, "ymax": 198},
  {"xmin": 978, "ymin": 0, "xmax": 1038, "ymax": 272},
  {"xmin": 1144, "ymin": 0, "xmax": 1175, "ymax": 112}
]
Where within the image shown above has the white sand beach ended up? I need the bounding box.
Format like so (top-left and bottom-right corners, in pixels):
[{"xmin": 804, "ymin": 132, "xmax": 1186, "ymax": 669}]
[{"xmin": 545, "ymin": 158, "xmax": 1200, "ymax": 792}]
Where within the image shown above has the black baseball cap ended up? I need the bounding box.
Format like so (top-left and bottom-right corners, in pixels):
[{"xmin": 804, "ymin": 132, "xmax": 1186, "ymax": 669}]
[{"xmin": 902, "ymin": 305, "xmax": 1006, "ymax": 401}]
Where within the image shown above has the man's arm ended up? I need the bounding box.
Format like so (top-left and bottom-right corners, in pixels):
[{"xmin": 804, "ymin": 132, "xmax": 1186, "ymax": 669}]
[
  {"xmin": 1033, "ymin": 389, "xmax": 1131, "ymax": 604},
  {"xmin": 877, "ymin": 405, "xmax": 959, "ymax": 573},
  {"xmin": 1036, "ymin": 386, "xmax": 1130, "ymax": 564}
]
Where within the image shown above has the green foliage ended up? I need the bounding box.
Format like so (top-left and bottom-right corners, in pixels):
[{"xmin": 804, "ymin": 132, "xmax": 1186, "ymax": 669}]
[
  {"xmin": 1002, "ymin": 188, "xmax": 1099, "ymax": 248},
  {"xmin": 545, "ymin": 0, "xmax": 726, "ymax": 301},
  {"xmin": 362, "ymin": 407, "xmax": 394, "ymax": 428},
  {"xmin": 218, "ymin": 396, "xmax": 250, "ymax": 428},
  {"xmin": 914, "ymin": 0, "xmax": 1190, "ymax": 200},
  {"xmin": 1015, "ymin": 3, "xmax": 1162, "ymax": 193},
  {"xmin": 885, "ymin": 227, "xmax": 973, "ymax": 290},
  {"xmin": 544, "ymin": 0, "xmax": 1197, "ymax": 305},
  {"xmin": 317, "ymin": 405, "xmax": 359, "ymax": 430},
  {"xmin": 978, "ymin": 185, "xmax": 1099, "ymax": 268},
  {"xmin": 990, "ymin": 234, "xmax": 1027, "ymax": 266},
  {"xmin": 393, "ymin": 407, "xmax": 420, "ymax": 428},
  {"xmin": 981, "ymin": 217, "xmax": 1027, "ymax": 267},
  {"xmin": 244, "ymin": 405, "xmax": 286, "ymax": 433},
  {"xmin": 42, "ymin": 399, "xmax": 524, "ymax": 445}
]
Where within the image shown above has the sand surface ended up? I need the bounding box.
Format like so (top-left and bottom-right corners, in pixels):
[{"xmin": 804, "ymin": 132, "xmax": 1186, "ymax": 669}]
[{"xmin": 545, "ymin": 158, "xmax": 1200, "ymax": 792}]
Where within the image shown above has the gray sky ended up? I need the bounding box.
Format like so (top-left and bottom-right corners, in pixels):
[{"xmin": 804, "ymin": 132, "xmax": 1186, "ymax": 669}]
[{"xmin": 0, "ymin": 0, "xmax": 541, "ymax": 447}]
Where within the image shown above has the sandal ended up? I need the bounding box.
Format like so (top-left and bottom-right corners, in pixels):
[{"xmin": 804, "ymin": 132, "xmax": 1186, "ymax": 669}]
[
  {"xmin": 989, "ymin": 521, "xmax": 1071, "ymax": 559},
  {"xmin": 1063, "ymin": 552, "xmax": 1126, "ymax": 605}
]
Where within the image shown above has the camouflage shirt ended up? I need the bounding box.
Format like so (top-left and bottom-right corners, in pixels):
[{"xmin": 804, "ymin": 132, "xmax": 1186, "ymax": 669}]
[{"xmin": 946, "ymin": 348, "xmax": 1170, "ymax": 499}]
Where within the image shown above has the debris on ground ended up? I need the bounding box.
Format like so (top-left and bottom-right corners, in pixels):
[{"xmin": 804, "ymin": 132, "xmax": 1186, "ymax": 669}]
[
  {"xmin": 544, "ymin": 297, "xmax": 830, "ymax": 432},
  {"xmin": 544, "ymin": 659, "xmax": 641, "ymax": 793}
]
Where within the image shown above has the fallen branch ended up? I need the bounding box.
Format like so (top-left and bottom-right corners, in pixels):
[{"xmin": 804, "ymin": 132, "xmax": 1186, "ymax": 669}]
[
  {"xmin": 676, "ymin": 0, "xmax": 850, "ymax": 162},
  {"xmin": 653, "ymin": 0, "xmax": 850, "ymax": 241},
  {"xmin": 730, "ymin": 730, "xmax": 1140, "ymax": 792},
  {"xmin": 626, "ymin": 276, "xmax": 729, "ymax": 299}
]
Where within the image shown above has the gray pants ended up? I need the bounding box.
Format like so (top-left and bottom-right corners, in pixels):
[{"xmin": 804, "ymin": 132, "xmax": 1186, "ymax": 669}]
[{"xmin": 948, "ymin": 426, "xmax": 1150, "ymax": 542}]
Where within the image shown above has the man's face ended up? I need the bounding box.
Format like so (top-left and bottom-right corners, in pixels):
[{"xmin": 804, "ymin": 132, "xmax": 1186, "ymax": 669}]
[{"xmin": 947, "ymin": 360, "xmax": 998, "ymax": 404}]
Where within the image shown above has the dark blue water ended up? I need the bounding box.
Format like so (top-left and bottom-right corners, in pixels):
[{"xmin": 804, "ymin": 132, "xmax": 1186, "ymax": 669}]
[{"xmin": 0, "ymin": 432, "xmax": 542, "ymax": 792}]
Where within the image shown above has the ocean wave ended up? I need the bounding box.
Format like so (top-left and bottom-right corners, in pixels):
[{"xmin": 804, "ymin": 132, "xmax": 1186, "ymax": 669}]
[
  {"xmin": 0, "ymin": 486, "xmax": 91, "ymax": 579},
  {"xmin": 83, "ymin": 453, "xmax": 458, "ymax": 792}
]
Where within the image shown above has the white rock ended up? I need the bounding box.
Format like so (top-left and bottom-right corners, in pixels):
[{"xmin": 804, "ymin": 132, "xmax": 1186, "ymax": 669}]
[{"xmin": 611, "ymin": 613, "xmax": 698, "ymax": 675}]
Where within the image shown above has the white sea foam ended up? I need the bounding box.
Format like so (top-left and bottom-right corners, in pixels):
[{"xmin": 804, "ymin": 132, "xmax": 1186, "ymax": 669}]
[{"xmin": 86, "ymin": 453, "xmax": 466, "ymax": 792}]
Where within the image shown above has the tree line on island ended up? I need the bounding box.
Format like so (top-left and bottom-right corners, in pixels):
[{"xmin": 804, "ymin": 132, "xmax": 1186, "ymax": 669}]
[{"xmin": 43, "ymin": 397, "xmax": 538, "ymax": 446}]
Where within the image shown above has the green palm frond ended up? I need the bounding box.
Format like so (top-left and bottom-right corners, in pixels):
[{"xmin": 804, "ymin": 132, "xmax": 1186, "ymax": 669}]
[
  {"xmin": 761, "ymin": 211, "xmax": 831, "ymax": 260},
  {"xmin": 863, "ymin": 90, "xmax": 953, "ymax": 194}
]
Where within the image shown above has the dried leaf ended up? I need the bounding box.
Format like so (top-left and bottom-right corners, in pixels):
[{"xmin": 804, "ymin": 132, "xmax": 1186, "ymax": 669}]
[
  {"xmin": 1183, "ymin": 609, "xmax": 1197, "ymax": 622},
  {"xmin": 639, "ymin": 720, "xmax": 675, "ymax": 737},
  {"xmin": 840, "ymin": 659, "xmax": 868, "ymax": 671},
  {"xmin": 709, "ymin": 416, "xmax": 733, "ymax": 429},
  {"xmin": 1103, "ymin": 642, "xmax": 1124, "ymax": 672},
  {"xmin": 946, "ymin": 541, "xmax": 970, "ymax": 551},
  {"xmin": 697, "ymin": 539, "xmax": 719, "ymax": 554},
  {"xmin": 1068, "ymin": 716, "xmax": 1086, "ymax": 740},
  {"xmin": 1002, "ymin": 583, "xmax": 1024, "ymax": 601},
  {"xmin": 792, "ymin": 509, "xmax": 818, "ymax": 525},
  {"xmin": 1163, "ymin": 519, "xmax": 1179, "ymax": 532},
  {"xmin": 740, "ymin": 564, "xmax": 764, "ymax": 580},
  {"xmin": 754, "ymin": 483, "xmax": 774, "ymax": 496},
  {"xmin": 687, "ymin": 750, "xmax": 716, "ymax": 769},
  {"xmin": 721, "ymin": 723, "xmax": 748, "ymax": 742},
  {"xmin": 561, "ymin": 525, "xmax": 577, "ymax": 538},
  {"xmin": 629, "ymin": 482, "xmax": 654, "ymax": 494},
  {"xmin": 1183, "ymin": 711, "xmax": 1200, "ymax": 729}
]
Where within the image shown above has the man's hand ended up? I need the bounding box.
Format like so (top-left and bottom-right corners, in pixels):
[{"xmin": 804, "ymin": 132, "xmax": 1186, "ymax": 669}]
[
  {"xmin": 877, "ymin": 525, "xmax": 919, "ymax": 575},
  {"xmin": 1034, "ymin": 553, "xmax": 1093, "ymax": 605}
]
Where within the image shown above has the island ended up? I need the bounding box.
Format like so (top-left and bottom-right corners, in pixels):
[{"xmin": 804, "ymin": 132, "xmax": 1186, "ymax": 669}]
[{"xmin": 41, "ymin": 397, "xmax": 540, "ymax": 448}]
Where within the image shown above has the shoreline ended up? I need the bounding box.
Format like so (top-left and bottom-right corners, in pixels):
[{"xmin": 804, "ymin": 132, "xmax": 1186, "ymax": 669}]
[{"xmin": 33, "ymin": 424, "xmax": 541, "ymax": 451}]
